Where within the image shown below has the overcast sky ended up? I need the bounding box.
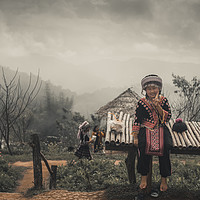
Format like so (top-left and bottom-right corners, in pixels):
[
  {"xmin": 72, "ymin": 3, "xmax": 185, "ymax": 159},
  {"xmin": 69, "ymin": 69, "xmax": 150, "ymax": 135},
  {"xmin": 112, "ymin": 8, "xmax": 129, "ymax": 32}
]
[{"xmin": 0, "ymin": 0, "xmax": 200, "ymax": 94}]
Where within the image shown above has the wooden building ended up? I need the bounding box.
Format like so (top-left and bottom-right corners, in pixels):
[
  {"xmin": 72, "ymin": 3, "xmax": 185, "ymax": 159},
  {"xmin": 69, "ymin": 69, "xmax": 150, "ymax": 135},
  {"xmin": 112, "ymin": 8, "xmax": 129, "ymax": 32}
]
[{"xmin": 96, "ymin": 87, "xmax": 140, "ymax": 118}]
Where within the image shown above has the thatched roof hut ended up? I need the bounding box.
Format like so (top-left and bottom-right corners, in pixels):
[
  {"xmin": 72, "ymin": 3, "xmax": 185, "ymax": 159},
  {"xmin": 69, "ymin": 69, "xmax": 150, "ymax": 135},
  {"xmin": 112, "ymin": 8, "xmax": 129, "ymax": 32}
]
[{"xmin": 96, "ymin": 87, "xmax": 140, "ymax": 118}]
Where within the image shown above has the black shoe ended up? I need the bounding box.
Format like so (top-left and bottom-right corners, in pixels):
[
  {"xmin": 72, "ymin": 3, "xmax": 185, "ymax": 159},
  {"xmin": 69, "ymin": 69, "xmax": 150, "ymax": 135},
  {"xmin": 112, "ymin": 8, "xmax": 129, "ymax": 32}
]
[{"xmin": 150, "ymin": 189, "xmax": 160, "ymax": 198}]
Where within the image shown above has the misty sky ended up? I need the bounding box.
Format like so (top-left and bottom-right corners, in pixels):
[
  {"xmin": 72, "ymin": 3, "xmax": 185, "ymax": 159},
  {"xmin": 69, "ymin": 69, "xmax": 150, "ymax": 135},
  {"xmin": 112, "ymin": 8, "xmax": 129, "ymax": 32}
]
[{"xmin": 0, "ymin": 0, "xmax": 200, "ymax": 94}]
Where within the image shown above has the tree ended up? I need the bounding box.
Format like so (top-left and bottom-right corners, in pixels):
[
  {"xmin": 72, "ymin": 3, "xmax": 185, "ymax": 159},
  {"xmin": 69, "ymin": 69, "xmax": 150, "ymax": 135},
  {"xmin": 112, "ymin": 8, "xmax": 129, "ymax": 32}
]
[
  {"xmin": 172, "ymin": 74, "xmax": 200, "ymax": 121},
  {"xmin": 56, "ymin": 111, "xmax": 85, "ymax": 148},
  {"xmin": 11, "ymin": 109, "xmax": 34, "ymax": 143},
  {"xmin": 0, "ymin": 68, "xmax": 41, "ymax": 155},
  {"xmin": 32, "ymin": 83, "xmax": 74, "ymax": 139},
  {"xmin": 44, "ymin": 82, "xmax": 56, "ymax": 113}
]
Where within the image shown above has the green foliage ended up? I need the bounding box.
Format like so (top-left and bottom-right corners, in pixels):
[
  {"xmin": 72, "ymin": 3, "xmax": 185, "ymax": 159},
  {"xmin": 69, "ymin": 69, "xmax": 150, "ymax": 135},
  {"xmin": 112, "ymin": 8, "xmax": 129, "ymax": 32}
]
[
  {"xmin": 90, "ymin": 114, "xmax": 101, "ymax": 128},
  {"xmin": 151, "ymin": 159, "xmax": 200, "ymax": 193},
  {"xmin": 29, "ymin": 82, "xmax": 75, "ymax": 138},
  {"xmin": 46, "ymin": 142, "xmax": 60, "ymax": 155},
  {"xmin": 9, "ymin": 143, "xmax": 32, "ymax": 155},
  {"xmin": 56, "ymin": 153, "xmax": 200, "ymax": 196},
  {"xmin": 172, "ymin": 74, "xmax": 200, "ymax": 97},
  {"xmin": 0, "ymin": 157, "xmax": 9, "ymax": 172},
  {"xmin": 57, "ymin": 158, "xmax": 129, "ymax": 192},
  {"xmin": 0, "ymin": 173, "xmax": 16, "ymax": 192},
  {"xmin": 172, "ymin": 74, "xmax": 200, "ymax": 121},
  {"xmin": 30, "ymin": 82, "xmax": 85, "ymax": 149},
  {"xmin": 0, "ymin": 157, "xmax": 25, "ymax": 192},
  {"xmin": 56, "ymin": 111, "xmax": 85, "ymax": 147},
  {"xmin": 2, "ymin": 153, "xmax": 32, "ymax": 163},
  {"xmin": 169, "ymin": 160, "xmax": 200, "ymax": 191}
]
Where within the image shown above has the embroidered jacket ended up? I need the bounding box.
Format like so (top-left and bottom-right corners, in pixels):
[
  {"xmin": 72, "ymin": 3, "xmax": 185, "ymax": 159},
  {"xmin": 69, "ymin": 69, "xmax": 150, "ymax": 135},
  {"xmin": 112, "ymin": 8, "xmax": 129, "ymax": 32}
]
[
  {"xmin": 92, "ymin": 131, "xmax": 105, "ymax": 145},
  {"xmin": 132, "ymin": 96, "xmax": 171, "ymax": 133}
]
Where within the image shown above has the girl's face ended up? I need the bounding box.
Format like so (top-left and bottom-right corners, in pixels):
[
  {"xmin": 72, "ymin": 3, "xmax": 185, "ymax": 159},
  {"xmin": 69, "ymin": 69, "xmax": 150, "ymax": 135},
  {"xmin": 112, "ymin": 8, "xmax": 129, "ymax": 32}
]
[{"xmin": 145, "ymin": 86, "xmax": 160, "ymax": 99}]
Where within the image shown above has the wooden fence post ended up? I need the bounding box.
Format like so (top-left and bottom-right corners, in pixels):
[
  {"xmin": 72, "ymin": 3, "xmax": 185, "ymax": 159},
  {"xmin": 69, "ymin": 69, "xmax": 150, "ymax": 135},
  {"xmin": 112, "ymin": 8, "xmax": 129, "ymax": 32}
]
[
  {"xmin": 31, "ymin": 134, "xmax": 43, "ymax": 189},
  {"xmin": 50, "ymin": 165, "xmax": 57, "ymax": 189},
  {"xmin": 125, "ymin": 147, "xmax": 137, "ymax": 184}
]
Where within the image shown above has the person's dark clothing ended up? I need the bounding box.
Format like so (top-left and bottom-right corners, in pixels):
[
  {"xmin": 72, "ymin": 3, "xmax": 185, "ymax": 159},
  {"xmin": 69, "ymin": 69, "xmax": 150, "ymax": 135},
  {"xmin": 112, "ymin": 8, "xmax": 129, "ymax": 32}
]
[
  {"xmin": 75, "ymin": 134, "xmax": 92, "ymax": 159},
  {"xmin": 132, "ymin": 96, "xmax": 172, "ymax": 177}
]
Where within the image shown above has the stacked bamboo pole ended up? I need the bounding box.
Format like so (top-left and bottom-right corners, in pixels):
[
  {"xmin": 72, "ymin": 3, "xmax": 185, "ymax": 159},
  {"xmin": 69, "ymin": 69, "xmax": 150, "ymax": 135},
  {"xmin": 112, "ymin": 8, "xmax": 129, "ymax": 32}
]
[
  {"xmin": 126, "ymin": 114, "xmax": 130, "ymax": 144},
  {"xmin": 129, "ymin": 118, "xmax": 134, "ymax": 144},
  {"xmin": 105, "ymin": 112, "xmax": 111, "ymax": 144},
  {"xmin": 105, "ymin": 111, "xmax": 200, "ymax": 149},
  {"xmin": 184, "ymin": 122, "xmax": 197, "ymax": 147}
]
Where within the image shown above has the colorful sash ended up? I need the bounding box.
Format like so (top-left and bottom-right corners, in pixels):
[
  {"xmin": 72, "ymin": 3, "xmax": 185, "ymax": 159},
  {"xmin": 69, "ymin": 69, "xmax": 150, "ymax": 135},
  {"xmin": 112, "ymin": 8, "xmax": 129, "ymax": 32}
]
[{"xmin": 145, "ymin": 126, "xmax": 164, "ymax": 156}]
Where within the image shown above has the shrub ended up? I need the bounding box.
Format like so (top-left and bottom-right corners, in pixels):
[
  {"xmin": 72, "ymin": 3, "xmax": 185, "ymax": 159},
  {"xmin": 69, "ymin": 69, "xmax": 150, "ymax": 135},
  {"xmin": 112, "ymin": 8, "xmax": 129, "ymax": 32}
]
[
  {"xmin": 0, "ymin": 156, "xmax": 25, "ymax": 192},
  {"xmin": 169, "ymin": 160, "xmax": 200, "ymax": 191},
  {"xmin": 57, "ymin": 158, "xmax": 129, "ymax": 191}
]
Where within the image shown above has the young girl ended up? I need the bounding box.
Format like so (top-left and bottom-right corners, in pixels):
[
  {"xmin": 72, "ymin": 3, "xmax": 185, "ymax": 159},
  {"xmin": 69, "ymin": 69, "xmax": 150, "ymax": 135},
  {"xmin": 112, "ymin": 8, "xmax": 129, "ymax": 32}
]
[
  {"xmin": 75, "ymin": 121, "xmax": 93, "ymax": 160},
  {"xmin": 92, "ymin": 125, "xmax": 105, "ymax": 153},
  {"xmin": 132, "ymin": 74, "xmax": 172, "ymax": 193}
]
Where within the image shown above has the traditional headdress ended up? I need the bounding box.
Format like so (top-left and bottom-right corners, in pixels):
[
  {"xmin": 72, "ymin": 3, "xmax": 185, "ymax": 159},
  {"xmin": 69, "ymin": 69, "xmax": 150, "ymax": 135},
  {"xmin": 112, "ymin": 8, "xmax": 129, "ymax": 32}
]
[{"xmin": 141, "ymin": 74, "xmax": 162, "ymax": 90}]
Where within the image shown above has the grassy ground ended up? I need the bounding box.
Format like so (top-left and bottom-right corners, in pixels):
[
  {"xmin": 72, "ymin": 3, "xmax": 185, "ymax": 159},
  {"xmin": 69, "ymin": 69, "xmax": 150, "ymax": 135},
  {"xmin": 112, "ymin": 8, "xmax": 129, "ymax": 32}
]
[{"xmin": 1, "ymin": 148, "xmax": 200, "ymax": 199}]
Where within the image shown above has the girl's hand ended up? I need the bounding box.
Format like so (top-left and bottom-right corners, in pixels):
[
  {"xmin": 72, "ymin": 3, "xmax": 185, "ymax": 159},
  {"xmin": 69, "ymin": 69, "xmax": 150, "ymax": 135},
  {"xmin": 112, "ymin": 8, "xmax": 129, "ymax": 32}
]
[
  {"xmin": 86, "ymin": 141, "xmax": 92, "ymax": 144},
  {"xmin": 152, "ymin": 92, "xmax": 159, "ymax": 107}
]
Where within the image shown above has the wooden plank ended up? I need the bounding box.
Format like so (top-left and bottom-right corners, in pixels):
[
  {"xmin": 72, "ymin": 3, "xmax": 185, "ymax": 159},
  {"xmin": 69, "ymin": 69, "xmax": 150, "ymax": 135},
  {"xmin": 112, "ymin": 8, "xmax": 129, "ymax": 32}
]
[
  {"xmin": 110, "ymin": 113, "xmax": 116, "ymax": 143},
  {"xmin": 193, "ymin": 121, "xmax": 200, "ymax": 132},
  {"xmin": 105, "ymin": 112, "xmax": 111, "ymax": 144},
  {"xmin": 173, "ymin": 132, "xmax": 182, "ymax": 148},
  {"xmin": 125, "ymin": 114, "xmax": 130, "ymax": 144},
  {"xmin": 178, "ymin": 132, "xmax": 186, "ymax": 148},
  {"xmin": 169, "ymin": 119, "xmax": 174, "ymax": 128},
  {"xmin": 105, "ymin": 143, "xmax": 134, "ymax": 151},
  {"xmin": 111, "ymin": 131, "xmax": 116, "ymax": 142},
  {"xmin": 119, "ymin": 111, "xmax": 123, "ymax": 121},
  {"xmin": 105, "ymin": 143, "xmax": 200, "ymax": 154},
  {"xmin": 116, "ymin": 112, "xmax": 123, "ymax": 143},
  {"xmin": 105, "ymin": 142, "xmax": 200, "ymax": 155},
  {"xmin": 171, "ymin": 148, "xmax": 200, "ymax": 155},
  {"xmin": 40, "ymin": 152, "xmax": 53, "ymax": 175},
  {"xmin": 50, "ymin": 165, "xmax": 57, "ymax": 189},
  {"xmin": 129, "ymin": 118, "xmax": 134, "ymax": 144},
  {"xmin": 187, "ymin": 122, "xmax": 200, "ymax": 147},
  {"xmin": 185, "ymin": 122, "xmax": 198, "ymax": 147},
  {"xmin": 185, "ymin": 130, "xmax": 197, "ymax": 147},
  {"xmin": 121, "ymin": 113, "xmax": 127, "ymax": 144},
  {"xmin": 190, "ymin": 122, "xmax": 200, "ymax": 143},
  {"xmin": 125, "ymin": 147, "xmax": 137, "ymax": 184},
  {"xmin": 182, "ymin": 131, "xmax": 193, "ymax": 148}
]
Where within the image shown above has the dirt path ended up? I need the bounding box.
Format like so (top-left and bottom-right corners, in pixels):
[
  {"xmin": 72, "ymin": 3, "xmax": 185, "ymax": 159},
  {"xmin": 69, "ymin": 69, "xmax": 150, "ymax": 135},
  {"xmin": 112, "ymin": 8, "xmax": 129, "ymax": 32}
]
[
  {"xmin": 0, "ymin": 190, "xmax": 106, "ymax": 200},
  {"xmin": 0, "ymin": 160, "xmax": 107, "ymax": 200},
  {"xmin": 12, "ymin": 160, "xmax": 67, "ymax": 193}
]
